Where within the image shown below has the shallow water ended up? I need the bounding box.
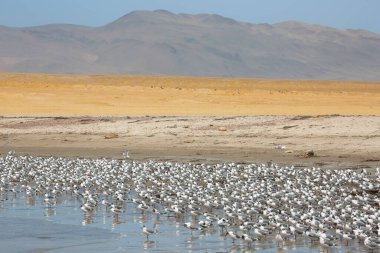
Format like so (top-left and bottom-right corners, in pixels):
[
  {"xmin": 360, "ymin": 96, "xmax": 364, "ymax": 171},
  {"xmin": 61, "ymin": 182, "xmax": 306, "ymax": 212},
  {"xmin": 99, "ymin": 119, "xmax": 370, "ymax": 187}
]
[{"xmin": 0, "ymin": 191, "xmax": 372, "ymax": 253}]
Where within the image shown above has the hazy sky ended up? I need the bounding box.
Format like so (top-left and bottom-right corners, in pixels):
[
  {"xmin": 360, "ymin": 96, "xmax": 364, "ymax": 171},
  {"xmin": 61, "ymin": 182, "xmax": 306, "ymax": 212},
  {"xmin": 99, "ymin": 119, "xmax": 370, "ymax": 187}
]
[{"xmin": 1, "ymin": 0, "xmax": 379, "ymax": 34}]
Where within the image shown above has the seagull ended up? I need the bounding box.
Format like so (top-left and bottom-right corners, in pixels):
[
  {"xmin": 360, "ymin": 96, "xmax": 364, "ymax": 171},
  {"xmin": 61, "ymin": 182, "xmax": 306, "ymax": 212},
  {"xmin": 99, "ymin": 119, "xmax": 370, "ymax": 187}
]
[
  {"xmin": 241, "ymin": 234, "xmax": 255, "ymax": 247},
  {"xmin": 184, "ymin": 222, "xmax": 200, "ymax": 235},
  {"xmin": 274, "ymin": 144, "xmax": 286, "ymax": 150},
  {"xmin": 44, "ymin": 193, "xmax": 55, "ymax": 207},
  {"xmin": 142, "ymin": 225, "xmax": 155, "ymax": 240},
  {"xmin": 122, "ymin": 151, "xmax": 130, "ymax": 159},
  {"xmin": 110, "ymin": 204, "xmax": 123, "ymax": 216},
  {"xmin": 225, "ymin": 230, "xmax": 240, "ymax": 244},
  {"xmin": 319, "ymin": 237, "xmax": 337, "ymax": 250},
  {"xmin": 364, "ymin": 237, "xmax": 380, "ymax": 252},
  {"xmin": 275, "ymin": 231, "xmax": 285, "ymax": 247},
  {"xmin": 342, "ymin": 232, "xmax": 356, "ymax": 246},
  {"xmin": 217, "ymin": 218, "xmax": 229, "ymax": 232},
  {"xmin": 198, "ymin": 220, "xmax": 213, "ymax": 230}
]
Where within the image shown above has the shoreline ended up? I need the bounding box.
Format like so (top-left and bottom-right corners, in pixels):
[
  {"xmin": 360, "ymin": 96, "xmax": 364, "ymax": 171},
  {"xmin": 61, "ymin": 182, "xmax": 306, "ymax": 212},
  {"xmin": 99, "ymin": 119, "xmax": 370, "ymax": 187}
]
[{"xmin": 1, "ymin": 115, "xmax": 379, "ymax": 170}]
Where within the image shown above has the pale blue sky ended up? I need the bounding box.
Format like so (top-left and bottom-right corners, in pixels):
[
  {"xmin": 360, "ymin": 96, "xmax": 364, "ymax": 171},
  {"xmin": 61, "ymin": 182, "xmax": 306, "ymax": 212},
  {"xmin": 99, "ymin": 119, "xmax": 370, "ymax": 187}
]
[{"xmin": 1, "ymin": 0, "xmax": 379, "ymax": 34}]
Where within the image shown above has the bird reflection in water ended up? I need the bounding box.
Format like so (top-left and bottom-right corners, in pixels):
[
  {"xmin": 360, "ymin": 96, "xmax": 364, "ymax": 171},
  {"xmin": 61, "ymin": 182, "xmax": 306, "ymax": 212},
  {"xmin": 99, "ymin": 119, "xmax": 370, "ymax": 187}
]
[
  {"xmin": 138, "ymin": 214, "xmax": 148, "ymax": 223},
  {"xmin": 143, "ymin": 240, "xmax": 156, "ymax": 250},
  {"xmin": 82, "ymin": 213, "xmax": 93, "ymax": 225},
  {"xmin": 228, "ymin": 244, "xmax": 243, "ymax": 253},
  {"xmin": 185, "ymin": 235, "xmax": 199, "ymax": 248},
  {"xmin": 112, "ymin": 216, "xmax": 122, "ymax": 225},
  {"xmin": 26, "ymin": 196, "xmax": 35, "ymax": 206},
  {"xmin": 44, "ymin": 207, "xmax": 56, "ymax": 217}
]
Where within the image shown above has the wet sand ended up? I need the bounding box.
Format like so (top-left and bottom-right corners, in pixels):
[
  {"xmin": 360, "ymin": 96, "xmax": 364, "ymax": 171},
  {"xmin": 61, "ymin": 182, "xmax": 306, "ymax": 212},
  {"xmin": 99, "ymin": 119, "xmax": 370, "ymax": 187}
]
[{"xmin": 1, "ymin": 115, "xmax": 379, "ymax": 169}]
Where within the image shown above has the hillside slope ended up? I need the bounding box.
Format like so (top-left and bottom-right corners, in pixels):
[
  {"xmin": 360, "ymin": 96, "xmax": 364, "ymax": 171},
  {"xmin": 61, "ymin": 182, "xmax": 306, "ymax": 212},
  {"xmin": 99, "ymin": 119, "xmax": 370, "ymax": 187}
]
[{"xmin": 1, "ymin": 10, "xmax": 380, "ymax": 80}]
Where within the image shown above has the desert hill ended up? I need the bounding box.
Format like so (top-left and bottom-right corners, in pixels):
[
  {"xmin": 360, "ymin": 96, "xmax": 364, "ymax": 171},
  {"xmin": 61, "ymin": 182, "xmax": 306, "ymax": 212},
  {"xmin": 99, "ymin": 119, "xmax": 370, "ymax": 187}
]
[{"xmin": 1, "ymin": 10, "xmax": 380, "ymax": 80}]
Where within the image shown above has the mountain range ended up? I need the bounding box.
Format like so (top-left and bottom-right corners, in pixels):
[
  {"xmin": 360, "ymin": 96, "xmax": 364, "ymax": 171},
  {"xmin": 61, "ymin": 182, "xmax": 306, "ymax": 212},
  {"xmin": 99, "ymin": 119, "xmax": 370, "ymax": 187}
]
[{"xmin": 1, "ymin": 10, "xmax": 380, "ymax": 81}]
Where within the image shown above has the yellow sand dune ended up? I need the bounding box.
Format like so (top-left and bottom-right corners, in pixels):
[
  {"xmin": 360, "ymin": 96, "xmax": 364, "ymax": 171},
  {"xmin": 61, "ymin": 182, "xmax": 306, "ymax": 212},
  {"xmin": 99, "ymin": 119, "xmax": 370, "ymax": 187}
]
[{"xmin": 0, "ymin": 73, "xmax": 379, "ymax": 116}]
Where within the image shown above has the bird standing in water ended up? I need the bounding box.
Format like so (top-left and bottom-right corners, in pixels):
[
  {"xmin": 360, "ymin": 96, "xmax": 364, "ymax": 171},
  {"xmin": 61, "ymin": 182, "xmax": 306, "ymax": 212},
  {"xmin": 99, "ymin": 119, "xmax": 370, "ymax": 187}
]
[{"xmin": 143, "ymin": 224, "xmax": 156, "ymax": 240}]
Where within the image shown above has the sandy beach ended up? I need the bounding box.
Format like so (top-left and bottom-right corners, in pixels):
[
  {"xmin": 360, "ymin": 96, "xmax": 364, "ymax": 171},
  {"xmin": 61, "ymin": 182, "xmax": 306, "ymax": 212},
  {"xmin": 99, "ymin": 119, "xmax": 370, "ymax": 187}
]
[{"xmin": 0, "ymin": 73, "xmax": 379, "ymax": 169}]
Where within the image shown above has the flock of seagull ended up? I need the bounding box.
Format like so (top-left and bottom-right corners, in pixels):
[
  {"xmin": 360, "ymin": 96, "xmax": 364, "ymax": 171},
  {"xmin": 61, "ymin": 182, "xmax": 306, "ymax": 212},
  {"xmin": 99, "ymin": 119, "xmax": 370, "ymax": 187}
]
[{"xmin": 1, "ymin": 151, "xmax": 380, "ymax": 252}]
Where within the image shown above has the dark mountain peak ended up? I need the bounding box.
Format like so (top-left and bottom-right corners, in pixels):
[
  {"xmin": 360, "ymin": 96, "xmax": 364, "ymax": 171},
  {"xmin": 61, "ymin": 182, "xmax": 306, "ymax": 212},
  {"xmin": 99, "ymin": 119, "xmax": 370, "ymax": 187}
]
[
  {"xmin": 195, "ymin": 13, "xmax": 239, "ymax": 25},
  {"xmin": 153, "ymin": 9, "xmax": 176, "ymax": 16},
  {"xmin": 345, "ymin": 28, "xmax": 380, "ymax": 40},
  {"xmin": 274, "ymin": 20, "xmax": 380, "ymax": 41},
  {"xmin": 106, "ymin": 10, "xmax": 241, "ymax": 28},
  {"xmin": 107, "ymin": 10, "xmax": 178, "ymax": 27},
  {"xmin": 275, "ymin": 20, "xmax": 309, "ymax": 27},
  {"xmin": 274, "ymin": 20, "xmax": 332, "ymax": 31},
  {"xmin": 0, "ymin": 25, "xmax": 10, "ymax": 31},
  {"xmin": 22, "ymin": 23, "xmax": 91, "ymax": 32},
  {"xmin": 276, "ymin": 20, "xmax": 380, "ymax": 36}
]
